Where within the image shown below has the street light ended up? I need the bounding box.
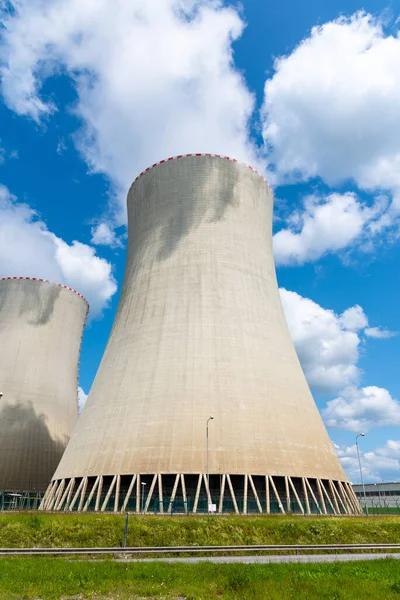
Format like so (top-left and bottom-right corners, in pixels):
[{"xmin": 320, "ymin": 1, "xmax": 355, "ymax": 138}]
[
  {"xmin": 356, "ymin": 433, "xmax": 368, "ymax": 516},
  {"xmin": 206, "ymin": 416, "xmax": 214, "ymax": 498},
  {"xmin": 141, "ymin": 482, "xmax": 146, "ymax": 513}
]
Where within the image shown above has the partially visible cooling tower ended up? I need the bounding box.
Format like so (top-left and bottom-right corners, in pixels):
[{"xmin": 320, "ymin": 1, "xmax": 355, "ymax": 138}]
[
  {"xmin": 44, "ymin": 154, "xmax": 360, "ymax": 515},
  {"xmin": 0, "ymin": 277, "xmax": 88, "ymax": 494}
]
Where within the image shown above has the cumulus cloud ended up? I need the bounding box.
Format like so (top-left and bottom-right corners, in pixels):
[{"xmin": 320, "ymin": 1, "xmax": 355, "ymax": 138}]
[
  {"xmin": 280, "ymin": 289, "xmax": 395, "ymax": 394},
  {"xmin": 340, "ymin": 305, "xmax": 369, "ymax": 331},
  {"xmin": 324, "ymin": 386, "xmax": 400, "ymax": 432},
  {"xmin": 273, "ymin": 192, "xmax": 385, "ymax": 265},
  {"xmin": 0, "ymin": 0, "xmax": 258, "ymax": 223},
  {"xmin": 335, "ymin": 440, "xmax": 400, "ymax": 482},
  {"xmin": 365, "ymin": 327, "xmax": 397, "ymax": 339},
  {"xmin": 91, "ymin": 223, "xmax": 122, "ymax": 248},
  {"xmin": 280, "ymin": 289, "xmax": 362, "ymax": 394},
  {"xmin": 0, "ymin": 184, "xmax": 116, "ymax": 317},
  {"xmin": 262, "ymin": 12, "xmax": 400, "ymax": 203}
]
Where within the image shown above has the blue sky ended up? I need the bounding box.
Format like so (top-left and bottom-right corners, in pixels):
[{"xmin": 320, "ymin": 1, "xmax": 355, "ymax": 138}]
[{"xmin": 1, "ymin": 0, "xmax": 400, "ymax": 483}]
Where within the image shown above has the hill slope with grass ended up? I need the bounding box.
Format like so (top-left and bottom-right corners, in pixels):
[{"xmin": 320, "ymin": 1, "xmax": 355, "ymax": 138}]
[{"xmin": 0, "ymin": 513, "xmax": 399, "ymax": 548}]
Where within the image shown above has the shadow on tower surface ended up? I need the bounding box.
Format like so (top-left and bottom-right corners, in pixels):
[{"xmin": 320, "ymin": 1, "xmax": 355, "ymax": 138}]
[{"xmin": 0, "ymin": 400, "xmax": 66, "ymax": 492}]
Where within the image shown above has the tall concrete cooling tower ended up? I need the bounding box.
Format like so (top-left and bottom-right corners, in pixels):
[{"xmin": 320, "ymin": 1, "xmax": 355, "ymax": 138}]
[
  {"xmin": 0, "ymin": 277, "xmax": 87, "ymax": 497},
  {"xmin": 43, "ymin": 155, "xmax": 360, "ymax": 515}
]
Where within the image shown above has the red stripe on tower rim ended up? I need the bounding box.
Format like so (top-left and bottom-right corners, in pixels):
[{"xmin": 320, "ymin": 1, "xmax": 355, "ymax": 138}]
[
  {"xmin": 130, "ymin": 153, "xmax": 270, "ymax": 189},
  {"xmin": 0, "ymin": 276, "xmax": 89, "ymax": 305}
]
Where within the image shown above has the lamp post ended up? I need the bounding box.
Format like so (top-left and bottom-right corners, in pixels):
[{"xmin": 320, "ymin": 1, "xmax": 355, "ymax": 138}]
[
  {"xmin": 141, "ymin": 482, "xmax": 146, "ymax": 513},
  {"xmin": 206, "ymin": 416, "xmax": 214, "ymax": 499},
  {"xmin": 356, "ymin": 433, "xmax": 368, "ymax": 516}
]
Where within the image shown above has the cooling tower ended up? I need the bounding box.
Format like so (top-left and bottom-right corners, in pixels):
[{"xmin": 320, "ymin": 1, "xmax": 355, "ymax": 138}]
[
  {"xmin": 43, "ymin": 155, "xmax": 360, "ymax": 515},
  {"xmin": 0, "ymin": 277, "xmax": 87, "ymax": 495}
]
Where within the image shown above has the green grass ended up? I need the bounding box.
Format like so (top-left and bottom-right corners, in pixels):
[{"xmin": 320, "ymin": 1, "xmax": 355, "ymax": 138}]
[
  {"xmin": 0, "ymin": 557, "xmax": 400, "ymax": 599},
  {"xmin": 0, "ymin": 513, "xmax": 399, "ymax": 548}
]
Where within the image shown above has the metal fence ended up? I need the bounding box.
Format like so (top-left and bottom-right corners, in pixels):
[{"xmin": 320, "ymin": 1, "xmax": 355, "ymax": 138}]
[{"xmin": 0, "ymin": 491, "xmax": 44, "ymax": 511}]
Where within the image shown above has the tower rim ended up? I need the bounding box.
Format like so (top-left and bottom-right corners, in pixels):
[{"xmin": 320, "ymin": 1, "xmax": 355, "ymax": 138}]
[
  {"xmin": 129, "ymin": 153, "xmax": 270, "ymax": 194},
  {"xmin": 0, "ymin": 276, "xmax": 89, "ymax": 308}
]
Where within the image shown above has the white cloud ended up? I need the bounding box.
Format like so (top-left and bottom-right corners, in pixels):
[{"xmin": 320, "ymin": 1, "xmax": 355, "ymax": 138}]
[
  {"xmin": 335, "ymin": 440, "xmax": 400, "ymax": 483},
  {"xmin": 78, "ymin": 387, "xmax": 88, "ymax": 413},
  {"xmin": 340, "ymin": 305, "xmax": 368, "ymax": 331},
  {"xmin": 280, "ymin": 289, "xmax": 395, "ymax": 394},
  {"xmin": 56, "ymin": 137, "xmax": 67, "ymax": 155},
  {"xmin": 91, "ymin": 223, "xmax": 122, "ymax": 248},
  {"xmin": 280, "ymin": 289, "xmax": 362, "ymax": 394},
  {"xmin": 273, "ymin": 192, "xmax": 384, "ymax": 265},
  {"xmin": 324, "ymin": 386, "xmax": 400, "ymax": 432},
  {"xmin": 262, "ymin": 11, "xmax": 400, "ymax": 210},
  {"xmin": 0, "ymin": 0, "xmax": 258, "ymax": 223},
  {"xmin": 0, "ymin": 184, "xmax": 117, "ymax": 317},
  {"xmin": 365, "ymin": 326, "xmax": 397, "ymax": 339}
]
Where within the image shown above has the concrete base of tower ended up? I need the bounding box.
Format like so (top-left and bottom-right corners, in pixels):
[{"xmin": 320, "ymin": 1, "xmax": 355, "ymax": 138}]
[{"xmin": 40, "ymin": 474, "xmax": 362, "ymax": 515}]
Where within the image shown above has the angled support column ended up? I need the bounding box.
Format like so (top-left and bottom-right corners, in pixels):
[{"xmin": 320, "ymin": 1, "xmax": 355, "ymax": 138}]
[
  {"xmin": 288, "ymin": 477, "xmax": 304, "ymax": 515},
  {"xmin": 70, "ymin": 478, "xmax": 85, "ymax": 511},
  {"xmin": 319, "ymin": 479, "xmax": 336, "ymax": 514},
  {"xmin": 243, "ymin": 474, "xmax": 248, "ymax": 515},
  {"xmin": 56, "ymin": 479, "xmax": 73, "ymax": 511},
  {"xmin": 344, "ymin": 481, "xmax": 363, "ymax": 514},
  {"xmin": 78, "ymin": 477, "xmax": 88, "ymax": 512},
  {"xmin": 285, "ymin": 476, "xmax": 291, "ymax": 512},
  {"xmin": 302, "ymin": 477, "xmax": 311, "ymax": 515},
  {"xmin": 39, "ymin": 481, "xmax": 54, "ymax": 511},
  {"xmin": 331, "ymin": 480, "xmax": 347, "ymax": 514},
  {"xmin": 248, "ymin": 475, "xmax": 262, "ymax": 513},
  {"xmin": 144, "ymin": 474, "xmax": 157, "ymax": 513},
  {"xmin": 218, "ymin": 474, "xmax": 226, "ymax": 514},
  {"xmin": 269, "ymin": 476, "xmax": 285, "ymax": 514},
  {"xmin": 181, "ymin": 474, "xmax": 188, "ymax": 514},
  {"xmin": 43, "ymin": 480, "xmax": 58, "ymax": 510},
  {"xmin": 121, "ymin": 475, "xmax": 137, "ymax": 512},
  {"xmin": 316, "ymin": 479, "xmax": 327, "ymax": 514},
  {"xmin": 101, "ymin": 475, "xmax": 117, "ymax": 512},
  {"xmin": 50, "ymin": 480, "xmax": 65, "ymax": 511},
  {"xmin": 158, "ymin": 474, "xmax": 164, "ymax": 514},
  {"xmin": 64, "ymin": 478, "xmax": 76, "ymax": 512},
  {"xmin": 226, "ymin": 474, "xmax": 239, "ymax": 514},
  {"xmin": 136, "ymin": 475, "xmax": 141, "ymax": 513},
  {"xmin": 193, "ymin": 474, "xmax": 203, "ymax": 514},
  {"xmin": 167, "ymin": 474, "xmax": 180, "ymax": 514},
  {"xmin": 203, "ymin": 473, "xmax": 212, "ymax": 507},
  {"xmin": 94, "ymin": 476, "xmax": 104, "ymax": 512},
  {"xmin": 328, "ymin": 480, "xmax": 341, "ymax": 514},
  {"xmin": 83, "ymin": 477, "xmax": 99, "ymax": 512},
  {"xmin": 337, "ymin": 481, "xmax": 353, "ymax": 514},
  {"xmin": 114, "ymin": 475, "xmax": 121, "ymax": 513}
]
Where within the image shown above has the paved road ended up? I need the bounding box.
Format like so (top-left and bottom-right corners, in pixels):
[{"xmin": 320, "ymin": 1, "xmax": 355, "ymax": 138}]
[{"xmin": 119, "ymin": 553, "xmax": 400, "ymax": 564}]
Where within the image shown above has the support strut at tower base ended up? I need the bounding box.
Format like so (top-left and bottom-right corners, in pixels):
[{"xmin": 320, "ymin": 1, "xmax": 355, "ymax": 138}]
[{"xmin": 40, "ymin": 474, "xmax": 362, "ymax": 515}]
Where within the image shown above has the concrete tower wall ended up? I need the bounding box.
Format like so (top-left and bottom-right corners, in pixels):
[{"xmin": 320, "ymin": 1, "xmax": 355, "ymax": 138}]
[
  {"xmin": 0, "ymin": 278, "xmax": 87, "ymax": 491},
  {"xmin": 45, "ymin": 155, "xmax": 359, "ymax": 515}
]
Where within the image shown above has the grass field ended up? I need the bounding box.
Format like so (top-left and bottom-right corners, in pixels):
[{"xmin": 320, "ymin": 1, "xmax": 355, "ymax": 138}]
[
  {"xmin": 0, "ymin": 556, "xmax": 400, "ymax": 599},
  {"xmin": 0, "ymin": 512, "xmax": 399, "ymax": 548}
]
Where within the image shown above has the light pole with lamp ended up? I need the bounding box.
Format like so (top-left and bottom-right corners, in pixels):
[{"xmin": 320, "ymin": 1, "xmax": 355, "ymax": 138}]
[
  {"xmin": 206, "ymin": 416, "xmax": 214, "ymax": 508},
  {"xmin": 356, "ymin": 433, "xmax": 368, "ymax": 516},
  {"xmin": 141, "ymin": 482, "xmax": 146, "ymax": 513}
]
